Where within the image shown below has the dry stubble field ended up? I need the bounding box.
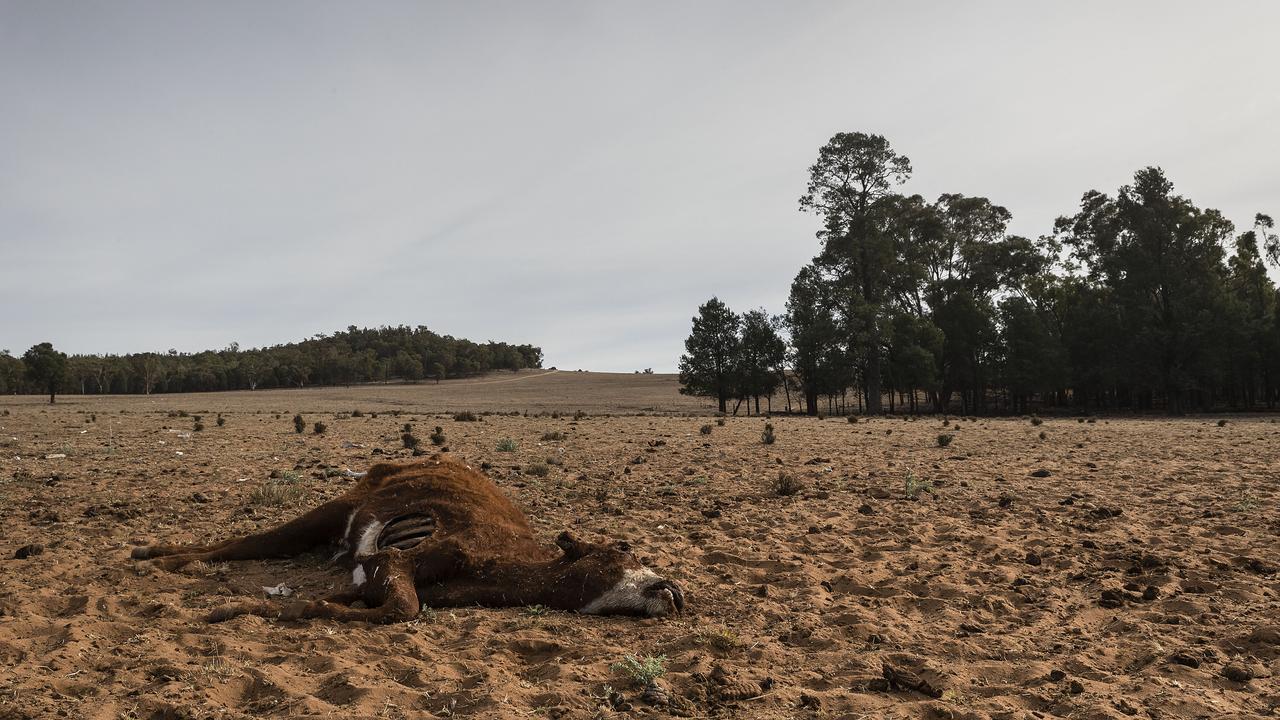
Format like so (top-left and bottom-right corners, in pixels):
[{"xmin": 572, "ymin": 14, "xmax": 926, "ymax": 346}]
[{"xmin": 1, "ymin": 370, "xmax": 1278, "ymax": 719}]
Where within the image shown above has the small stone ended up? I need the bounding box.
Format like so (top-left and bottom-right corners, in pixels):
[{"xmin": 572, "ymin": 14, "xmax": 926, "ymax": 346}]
[
  {"xmin": 1029, "ymin": 469, "xmax": 1051, "ymax": 478},
  {"xmin": 1048, "ymin": 669, "xmax": 1066, "ymax": 681},
  {"xmin": 1142, "ymin": 586, "xmax": 1159, "ymax": 601},
  {"xmin": 13, "ymin": 543, "xmax": 44, "ymax": 559},
  {"xmin": 1067, "ymin": 680, "xmax": 1084, "ymax": 694},
  {"xmin": 1222, "ymin": 663, "xmax": 1253, "ymax": 683},
  {"xmin": 1099, "ymin": 589, "xmax": 1126, "ymax": 608},
  {"xmin": 639, "ymin": 681, "xmax": 669, "ymax": 706},
  {"xmin": 1169, "ymin": 652, "xmax": 1200, "ymax": 668},
  {"xmin": 1025, "ymin": 552, "xmax": 1042, "ymax": 566},
  {"xmin": 701, "ymin": 508, "xmax": 722, "ymax": 519},
  {"xmin": 857, "ymin": 503, "xmax": 875, "ymax": 515}
]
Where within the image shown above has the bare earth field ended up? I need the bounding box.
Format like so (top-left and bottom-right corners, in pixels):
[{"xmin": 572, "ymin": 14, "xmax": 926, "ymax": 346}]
[{"xmin": 1, "ymin": 371, "xmax": 1278, "ymax": 719}]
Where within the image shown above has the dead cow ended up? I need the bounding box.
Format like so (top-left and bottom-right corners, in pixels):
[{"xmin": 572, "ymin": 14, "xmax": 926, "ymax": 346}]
[{"xmin": 133, "ymin": 455, "xmax": 685, "ymax": 623}]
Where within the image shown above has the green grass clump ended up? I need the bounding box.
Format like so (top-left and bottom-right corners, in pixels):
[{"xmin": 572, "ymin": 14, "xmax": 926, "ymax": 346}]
[{"xmin": 610, "ymin": 654, "xmax": 666, "ymax": 687}]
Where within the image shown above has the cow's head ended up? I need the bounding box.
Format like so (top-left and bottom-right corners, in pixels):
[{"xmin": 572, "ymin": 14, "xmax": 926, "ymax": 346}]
[{"xmin": 552, "ymin": 531, "xmax": 684, "ymax": 617}]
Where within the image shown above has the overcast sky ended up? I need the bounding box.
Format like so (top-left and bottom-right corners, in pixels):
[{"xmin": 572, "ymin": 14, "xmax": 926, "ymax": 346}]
[{"xmin": 3, "ymin": 2, "xmax": 1278, "ymax": 372}]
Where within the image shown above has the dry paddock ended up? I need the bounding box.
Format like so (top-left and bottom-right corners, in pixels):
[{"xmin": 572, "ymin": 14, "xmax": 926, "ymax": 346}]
[{"xmin": 0, "ymin": 373, "xmax": 1278, "ymax": 719}]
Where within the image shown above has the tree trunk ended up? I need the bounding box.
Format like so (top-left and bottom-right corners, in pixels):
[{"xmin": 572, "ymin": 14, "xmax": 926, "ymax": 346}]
[{"xmin": 866, "ymin": 348, "xmax": 882, "ymax": 414}]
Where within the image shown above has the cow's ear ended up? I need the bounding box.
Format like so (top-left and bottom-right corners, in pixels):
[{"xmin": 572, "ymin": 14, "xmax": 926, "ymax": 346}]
[{"xmin": 556, "ymin": 531, "xmax": 590, "ymax": 559}]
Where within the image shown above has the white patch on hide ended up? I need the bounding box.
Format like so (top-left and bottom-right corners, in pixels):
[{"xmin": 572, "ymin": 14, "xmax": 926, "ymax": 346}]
[
  {"xmin": 580, "ymin": 568, "xmax": 664, "ymax": 615},
  {"xmin": 352, "ymin": 564, "xmax": 367, "ymax": 587},
  {"xmin": 353, "ymin": 520, "xmax": 385, "ymax": 559}
]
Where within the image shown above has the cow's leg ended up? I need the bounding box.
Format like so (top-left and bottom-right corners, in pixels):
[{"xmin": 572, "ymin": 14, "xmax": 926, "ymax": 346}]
[
  {"xmin": 137, "ymin": 500, "xmax": 352, "ymax": 571},
  {"xmin": 207, "ymin": 554, "xmax": 420, "ymax": 624}
]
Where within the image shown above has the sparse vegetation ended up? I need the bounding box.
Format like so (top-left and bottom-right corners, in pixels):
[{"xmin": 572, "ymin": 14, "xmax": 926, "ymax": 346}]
[
  {"xmin": 313, "ymin": 421, "xmax": 327, "ymax": 434},
  {"xmin": 936, "ymin": 433, "xmax": 953, "ymax": 447},
  {"xmin": 402, "ymin": 432, "xmax": 420, "ymax": 450},
  {"xmin": 761, "ymin": 422, "xmax": 776, "ymax": 444},
  {"xmin": 526, "ymin": 463, "xmax": 550, "ymax": 477},
  {"xmin": 695, "ymin": 626, "xmax": 741, "ymax": 650},
  {"xmin": 771, "ymin": 471, "xmax": 803, "ymax": 496},
  {"xmin": 429, "ymin": 426, "xmax": 446, "ymax": 446},
  {"xmin": 497, "ymin": 438, "xmax": 518, "ymax": 452},
  {"xmin": 293, "ymin": 414, "xmax": 305, "ymax": 433},
  {"xmin": 453, "ymin": 411, "xmax": 478, "ymax": 422},
  {"xmin": 216, "ymin": 414, "xmax": 225, "ymax": 427},
  {"xmin": 904, "ymin": 471, "xmax": 933, "ymax": 499},
  {"xmin": 611, "ymin": 654, "xmax": 666, "ymax": 687},
  {"xmin": 541, "ymin": 431, "xmax": 566, "ymax": 442},
  {"xmin": 250, "ymin": 474, "xmax": 305, "ymax": 506},
  {"xmin": 193, "ymin": 420, "xmax": 204, "ymax": 432},
  {"xmin": 700, "ymin": 424, "xmax": 712, "ymax": 435}
]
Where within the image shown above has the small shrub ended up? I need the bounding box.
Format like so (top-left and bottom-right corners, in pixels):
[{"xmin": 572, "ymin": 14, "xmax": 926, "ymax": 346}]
[
  {"xmin": 313, "ymin": 421, "xmax": 327, "ymax": 434},
  {"xmin": 526, "ymin": 463, "xmax": 550, "ymax": 477},
  {"xmin": 178, "ymin": 410, "xmax": 189, "ymax": 418},
  {"xmin": 611, "ymin": 654, "xmax": 666, "ymax": 687},
  {"xmin": 1217, "ymin": 419, "xmax": 1228, "ymax": 427},
  {"xmin": 716, "ymin": 417, "xmax": 726, "ymax": 427},
  {"xmin": 497, "ymin": 438, "xmax": 518, "ymax": 452},
  {"xmin": 771, "ymin": 471, "xmax": 803, "ymax": 496},
  {"xmin": 429, "ymin": 426, "xmax": 446, "ymax": 446},
  {"xmin": 402, "ymin": 432, "xmax": 420, "ymax": 450},
  {"xmin": 936, "ymin": 433, "xmax": 953, "ymax": 447},
  {"xmin": 453, "ymin": 411, "xmax": 478, "ymax": 422},
  {"xmin": 352, "ymin": 409, "xmax": 364, "ymax": 417},
  {"xmin": 904, "ymin": 471, "xmax": 933, "ymax": 499},
  {"xmin": 696, "ymin": 626, "xmax": 740, "ymax": 650},
  {"xmin": 402, "ymin": 423, "xmax": 413, "ymax": 433},
  {"xmin": 89, "ymin": 413, "xmax": 96, "ymax": 422},
  {"xmin": 250, "ymin": 475, "xmax": 305, "ymax": 506},
  {"xmin": 193, "ymin": 421, "xmax": 205, "ymax": 432},
  {"xmin": 761, "ymin": 423, "xmax": 776, "ymax": 445},
  {"xmin": 1030, "ymin": 416, "xmax": 1043, "ymax": 426},
  {"xmin": 216, "ymin": 414, "xmax": 225, "ymax": 427},
  {"xmin": 1038, "ymin": 430, "xmax": 1047, "ymax": 440},
  {"xmin": 573, "ymin": 410, "xmax": 587, "ymax": 420},
  {"xmin": 700, "ymin": 424, "xmax": 712, "ymax": 435},
  {"xmin": 847, "ymin": 416, "xmax": 857, "ymax": 424},
  {"xmin": 541, "ymin": 431, "xmax": 566, "ymax": 442},
  {"xmin": 293, "ymin": 414, "xmax": 305, "ymax": 433}
]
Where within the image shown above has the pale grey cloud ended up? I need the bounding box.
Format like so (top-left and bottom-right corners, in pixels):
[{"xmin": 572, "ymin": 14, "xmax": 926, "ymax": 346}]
[{"xmin": 2, "ymin": 1, "xmax": 1277, "ymax": 371}]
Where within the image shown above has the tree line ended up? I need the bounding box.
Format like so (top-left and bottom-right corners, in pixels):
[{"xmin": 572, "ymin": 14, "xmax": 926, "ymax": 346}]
[
  {"xmin": 1, "ymin": 325, "xmax": 543, "ymax": 400},
  {"xmin": 680, "ymin": 131, "xmax": 1280, "ymax": 415}
]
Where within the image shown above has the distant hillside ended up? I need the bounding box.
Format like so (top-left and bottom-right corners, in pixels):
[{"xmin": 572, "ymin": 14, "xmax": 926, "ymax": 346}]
[{"xmin": 0, "ymin": 325, "xmax": 542, "ymax": 395}]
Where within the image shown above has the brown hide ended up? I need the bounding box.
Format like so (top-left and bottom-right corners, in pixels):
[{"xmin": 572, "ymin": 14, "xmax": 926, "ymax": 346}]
[{"xmin": 134, "ymin": 455, "xmax": 684, "ymax": 623}]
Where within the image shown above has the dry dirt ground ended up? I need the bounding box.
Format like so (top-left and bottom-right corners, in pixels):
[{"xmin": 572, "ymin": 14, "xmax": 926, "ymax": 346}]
[{"xmin": 1, "ymin": 371, "xmax": 1278, "ymax": 719}]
